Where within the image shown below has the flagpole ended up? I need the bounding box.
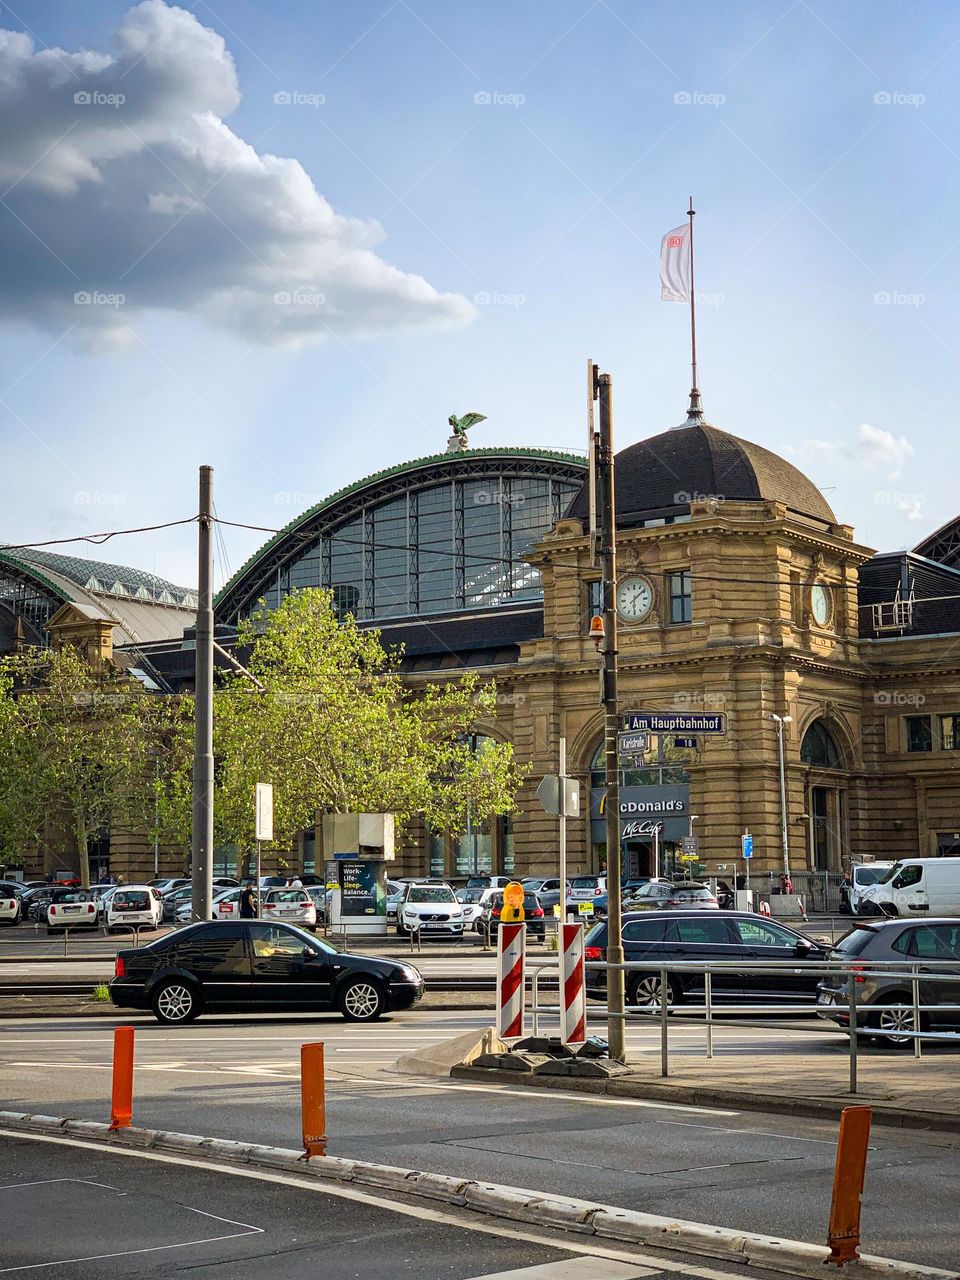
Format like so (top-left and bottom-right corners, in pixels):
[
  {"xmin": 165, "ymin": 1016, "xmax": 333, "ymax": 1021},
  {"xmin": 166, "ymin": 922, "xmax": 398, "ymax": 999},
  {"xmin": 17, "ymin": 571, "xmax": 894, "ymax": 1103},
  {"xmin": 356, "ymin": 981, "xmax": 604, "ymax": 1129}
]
[{"xmin": 687, "ymin": 195, "xmax": 701, "ymax": 420}]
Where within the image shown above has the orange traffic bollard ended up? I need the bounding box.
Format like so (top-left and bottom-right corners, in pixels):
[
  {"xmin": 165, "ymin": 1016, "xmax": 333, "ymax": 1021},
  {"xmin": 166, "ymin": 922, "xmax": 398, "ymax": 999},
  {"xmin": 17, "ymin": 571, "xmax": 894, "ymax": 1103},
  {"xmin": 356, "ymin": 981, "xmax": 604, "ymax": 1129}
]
[
  {"xmin": 109, "ymin": 1025, "xmax": 135, "ymax": 1130},
  {"xmin": 301, "ymin": 1042, "xmax": 327, "ymax": 1159},
  {"xmin": 827, "ymin": 1105, "xmax": 872, "ymax": 1265}
]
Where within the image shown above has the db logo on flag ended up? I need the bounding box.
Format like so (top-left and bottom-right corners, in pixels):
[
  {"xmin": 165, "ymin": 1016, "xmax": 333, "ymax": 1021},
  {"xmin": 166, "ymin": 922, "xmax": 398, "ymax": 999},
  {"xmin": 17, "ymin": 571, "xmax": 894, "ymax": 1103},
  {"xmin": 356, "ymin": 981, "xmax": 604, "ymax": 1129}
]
[{"xmin": 667, "ymin": 235, "xmax": 683, "ymax": 247}]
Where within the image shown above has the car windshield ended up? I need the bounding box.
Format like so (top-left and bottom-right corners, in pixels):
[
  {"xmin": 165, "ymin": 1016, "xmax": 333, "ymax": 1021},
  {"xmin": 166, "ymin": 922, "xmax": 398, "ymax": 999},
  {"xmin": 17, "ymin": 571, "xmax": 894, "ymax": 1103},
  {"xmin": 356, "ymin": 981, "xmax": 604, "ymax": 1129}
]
[
  {"xmin": 832, "ymin": 926, "xmax": 879, "ymax": 957},
  {"xmin": 408, "ymin": 887, "xmax": 455, "ymax": 903},
  {"xmin": 114, "ymin": 891, "xmax": 148, "ymax": 906},
  {"xmin": 571, "ymin": 877, "xmax": 598, "ymax": 890},
  {"xmin": 54, "ymin": 891, "xmax": 90, "ymax": 902},
  {"xmin": 876, "ymin": 862, "xmax": 903, "ymax": 885},
  {"xmin": 854, "ymin": 865, "xmax": 891, "ymax": 886},
  {"xmin": 269, "ymin": 890, "xmax": 305, "ymax": 902},
  {"xmin": 457, "ymin": 889, "xmax": 485, "ymax": 903},
  {"xmin": 675, "ymin": 887, "xmax": 714, "ymax": 900}
]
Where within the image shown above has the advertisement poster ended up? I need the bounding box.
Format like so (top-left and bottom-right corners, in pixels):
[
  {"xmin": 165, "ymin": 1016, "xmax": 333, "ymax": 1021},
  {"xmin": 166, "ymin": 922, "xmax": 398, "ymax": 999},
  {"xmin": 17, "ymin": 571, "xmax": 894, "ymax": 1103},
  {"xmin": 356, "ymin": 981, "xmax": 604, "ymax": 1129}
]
[{"xmin": 338, "ymin": 860, "xmax": 385, "ymax": 916}]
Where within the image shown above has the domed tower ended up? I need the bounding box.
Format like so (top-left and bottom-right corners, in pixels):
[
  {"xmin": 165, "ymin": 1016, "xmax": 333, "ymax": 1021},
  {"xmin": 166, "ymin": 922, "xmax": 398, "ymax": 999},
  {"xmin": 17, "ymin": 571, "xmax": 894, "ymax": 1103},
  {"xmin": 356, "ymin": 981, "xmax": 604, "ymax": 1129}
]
[{"xmin": 512, "ymin": 408, "xmax": 875, "ymax": 887}]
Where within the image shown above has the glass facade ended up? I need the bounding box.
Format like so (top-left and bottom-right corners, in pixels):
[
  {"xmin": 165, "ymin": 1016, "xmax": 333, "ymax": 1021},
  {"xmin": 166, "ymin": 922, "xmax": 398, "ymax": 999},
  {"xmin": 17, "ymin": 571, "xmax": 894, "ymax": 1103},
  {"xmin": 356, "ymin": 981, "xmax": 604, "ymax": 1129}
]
[{"xmin": 240, "ymin": 469, "xmax": 581, "ymax": 623}]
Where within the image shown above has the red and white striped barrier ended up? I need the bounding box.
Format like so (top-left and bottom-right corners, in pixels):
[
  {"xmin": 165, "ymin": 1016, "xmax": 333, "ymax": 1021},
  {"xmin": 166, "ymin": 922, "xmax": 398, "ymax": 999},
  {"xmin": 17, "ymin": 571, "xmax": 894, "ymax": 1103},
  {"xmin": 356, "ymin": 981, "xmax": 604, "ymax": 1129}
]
[
  {"xmin": 496, "ymin": 922, "xmax": 526, "ymax": 1041},
  {"xmin": 561, "ymin": 922, "xmax": 586, "ymax": 1047}
]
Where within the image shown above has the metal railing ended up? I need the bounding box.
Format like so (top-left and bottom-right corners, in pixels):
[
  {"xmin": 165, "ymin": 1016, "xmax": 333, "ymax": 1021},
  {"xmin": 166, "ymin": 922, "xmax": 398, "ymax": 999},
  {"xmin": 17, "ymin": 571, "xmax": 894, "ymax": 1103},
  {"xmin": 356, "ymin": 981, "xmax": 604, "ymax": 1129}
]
[{"xmin": 526, "ymin": 956, "xmax": 960, "ymax": 1094}]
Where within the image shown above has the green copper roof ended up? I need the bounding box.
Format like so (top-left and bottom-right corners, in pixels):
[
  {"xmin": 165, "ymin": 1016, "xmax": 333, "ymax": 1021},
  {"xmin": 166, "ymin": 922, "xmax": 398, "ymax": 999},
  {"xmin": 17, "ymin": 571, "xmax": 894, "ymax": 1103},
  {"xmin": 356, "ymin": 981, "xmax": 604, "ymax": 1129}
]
[
  {"xmin": 3, "ymin": 547, "xmax": 195, "ymax": 606},
  {"xmin": 215, "ymin": 446, "xmax": 587, "ymax": 609}
]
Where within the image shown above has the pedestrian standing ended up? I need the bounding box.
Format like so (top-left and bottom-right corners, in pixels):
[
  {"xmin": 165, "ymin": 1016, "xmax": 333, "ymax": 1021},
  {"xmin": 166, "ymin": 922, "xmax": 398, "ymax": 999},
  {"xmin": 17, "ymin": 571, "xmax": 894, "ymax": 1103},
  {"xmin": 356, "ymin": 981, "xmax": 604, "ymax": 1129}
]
[
  {"xmin": 288, "ymin": 874, "xmax": 303, "ymax": 890},
  {"xmin": 239, "ymin": 880, "xmax": 257, "ymax": 919}
]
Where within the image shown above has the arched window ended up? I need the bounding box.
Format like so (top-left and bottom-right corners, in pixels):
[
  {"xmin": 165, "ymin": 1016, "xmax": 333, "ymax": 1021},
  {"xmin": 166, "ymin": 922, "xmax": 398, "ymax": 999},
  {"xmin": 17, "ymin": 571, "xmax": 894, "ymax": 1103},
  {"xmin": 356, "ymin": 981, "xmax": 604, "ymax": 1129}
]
[{"xmin": 800, "ymin": 719, "xmax": 842, "ymax": 769}]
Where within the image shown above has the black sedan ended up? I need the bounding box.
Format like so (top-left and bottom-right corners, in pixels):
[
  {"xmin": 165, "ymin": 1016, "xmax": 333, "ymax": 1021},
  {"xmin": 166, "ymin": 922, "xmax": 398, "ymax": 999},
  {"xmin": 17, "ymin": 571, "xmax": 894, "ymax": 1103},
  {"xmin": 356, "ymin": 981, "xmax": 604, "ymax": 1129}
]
[
  {"xmin": 584, "ymin": 910, "xmax": 827, "ymax": 1008},
  {"xmin": 109, "ymin": 919, "xmax": 424, "ymax": 1024}
]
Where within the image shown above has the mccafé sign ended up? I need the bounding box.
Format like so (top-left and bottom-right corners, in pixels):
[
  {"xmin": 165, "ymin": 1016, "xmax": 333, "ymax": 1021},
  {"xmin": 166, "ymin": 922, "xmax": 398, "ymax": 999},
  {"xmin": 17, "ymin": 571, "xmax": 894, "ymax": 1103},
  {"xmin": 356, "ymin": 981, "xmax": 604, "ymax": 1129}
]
[{"xmin": 590, "ymin": 784, "xmax": 691, "ymax": 841}]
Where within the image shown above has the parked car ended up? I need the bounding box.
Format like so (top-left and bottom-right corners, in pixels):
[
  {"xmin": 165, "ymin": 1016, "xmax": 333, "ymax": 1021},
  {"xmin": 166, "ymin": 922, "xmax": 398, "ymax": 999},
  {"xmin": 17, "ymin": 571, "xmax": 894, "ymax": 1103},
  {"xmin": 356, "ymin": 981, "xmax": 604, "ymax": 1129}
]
[
  {"xmin": 23, "ymin": 886, "xmax": 58, "ymax": 922},
  {"xmin": 397, "ymin": 883, "xmax": 464, "ymax": 937},
  {"xmin": 0, "ymin": 893, "xmax": 22, "ymax": 926},
  {"xmin": 261, "ymin": 888, "xmax": 317, "ymax": 931},
  {"xmin": 46, "ymin": 888, "xmax": 99, "ymax": 932},
  {"xmin": 150, "ymin": 878, "xmax": 191, "ymax": 893},
  {"xmin": 842, "ymin": 862, "xmax": 894, "ymax": 914},
  {"xmin": 465, "ymin": 875, "xmax": 513, "ymax": 890},
  {"xmin": 109, "ymin": 919, "xmax": 425, "ymax": 1024},
  {"xmin": 480, "ymin": 890, "xmax": 547, "ymax": 941},
  {"xmin": 305, "ymin": 885, "xmax": 331, "ymax": 923},
  {"xmin": 520, "ymin": 877, "xmax": 568, "ymax": 914},
  {"xmin": 584, "ymin": 911, "xmax": 826, "ymax": 1008},
  {"xmin": 258, "ymin": 875, "xmax": 290, "ymax": 889},
  {"xmin": 566, "ymin": 875, "xmax": 607, "ymax": 918},
  {"xmin": 626, "ymin": 880, "xmax": 719, "ymax": 912},
  {"xmin": 455, "ymin": 885, "xmax": 498, "ymax": 930},
  {"xmin": 106, "ymin": 885, "xmax": 164, "ymax": 933},
  {"xmin": 817, "ymin": 918, "xmax": 960, "ymax": 1048},
  {"xmin": 163, "ymin": 884, "xmax": 195, "ymax": 922},
  {"xmin": 0, "ymin": 880, "xmax": 25, "ymax": 899},
  {"xmin": 385, "ymin": 887, "xmax": 404, "ymax": 924},
  {"xmin": 175, "ymin": 886, "xmax": 243, "ymax": 924},
  {"xmin": 855, "ymin": 859, "xmax": 955, "ymax": 917}
]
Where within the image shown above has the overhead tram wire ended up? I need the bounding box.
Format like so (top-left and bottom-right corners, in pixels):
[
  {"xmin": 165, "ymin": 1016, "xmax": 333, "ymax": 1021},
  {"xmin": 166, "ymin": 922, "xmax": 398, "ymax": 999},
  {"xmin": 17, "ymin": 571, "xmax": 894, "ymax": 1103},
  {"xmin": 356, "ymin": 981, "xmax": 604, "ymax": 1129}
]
[
  {"xmin": 211, "ymin": 516, "xmax": 941, "ymax": 608},
  {"xmin": 0, "ymin": 516, "xmax": 199, "ymax": 552}
]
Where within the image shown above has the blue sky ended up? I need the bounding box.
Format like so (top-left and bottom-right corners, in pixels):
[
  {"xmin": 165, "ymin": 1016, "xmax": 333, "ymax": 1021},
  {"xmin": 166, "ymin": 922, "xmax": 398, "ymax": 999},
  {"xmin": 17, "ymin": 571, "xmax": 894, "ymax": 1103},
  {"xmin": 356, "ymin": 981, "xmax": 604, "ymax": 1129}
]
[{"xmin": 1, "ymin": 0, "xmax": 957, "ymax": 587}]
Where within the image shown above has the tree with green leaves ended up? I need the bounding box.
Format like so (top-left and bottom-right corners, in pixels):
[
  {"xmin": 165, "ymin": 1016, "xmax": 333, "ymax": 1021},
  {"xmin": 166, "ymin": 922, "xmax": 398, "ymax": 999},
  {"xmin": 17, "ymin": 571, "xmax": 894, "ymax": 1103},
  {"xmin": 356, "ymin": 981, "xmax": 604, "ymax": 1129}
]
[
  {"xmin": 0, "ymin": 645, "xmax": 163, "ymax": 887},
  {"xmin": 157, "ymin": 589, "xmax": 525, "ymax": 859}
]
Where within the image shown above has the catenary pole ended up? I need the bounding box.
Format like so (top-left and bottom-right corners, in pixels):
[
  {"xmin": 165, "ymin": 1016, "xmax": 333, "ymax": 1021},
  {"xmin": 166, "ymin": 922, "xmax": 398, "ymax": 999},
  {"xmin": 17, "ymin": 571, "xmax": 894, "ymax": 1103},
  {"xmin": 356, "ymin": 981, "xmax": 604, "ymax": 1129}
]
[
  {"xmin": 598, "ymin": 373, "xmax": 625, "ymax": 1063},
  {"xmin": 191, "ymin": 465, "xmax": 214, "ymax": 923}
]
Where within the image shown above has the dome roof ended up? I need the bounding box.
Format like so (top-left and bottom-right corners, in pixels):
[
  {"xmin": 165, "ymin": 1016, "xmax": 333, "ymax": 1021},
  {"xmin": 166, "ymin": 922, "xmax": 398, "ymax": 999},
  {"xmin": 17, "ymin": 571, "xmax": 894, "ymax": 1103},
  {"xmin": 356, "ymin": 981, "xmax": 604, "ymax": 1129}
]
[{"xmin": 567, "ymin": 420, "xmax": 836, "ymax": 527}]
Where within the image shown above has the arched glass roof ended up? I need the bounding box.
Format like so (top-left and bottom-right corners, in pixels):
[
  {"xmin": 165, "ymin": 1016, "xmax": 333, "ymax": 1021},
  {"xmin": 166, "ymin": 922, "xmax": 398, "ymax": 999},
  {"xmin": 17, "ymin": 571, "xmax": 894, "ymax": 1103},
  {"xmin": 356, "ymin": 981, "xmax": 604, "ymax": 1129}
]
[{"xmin": 215, "ymin": 448, "xmax": 586, "ymax": 625}]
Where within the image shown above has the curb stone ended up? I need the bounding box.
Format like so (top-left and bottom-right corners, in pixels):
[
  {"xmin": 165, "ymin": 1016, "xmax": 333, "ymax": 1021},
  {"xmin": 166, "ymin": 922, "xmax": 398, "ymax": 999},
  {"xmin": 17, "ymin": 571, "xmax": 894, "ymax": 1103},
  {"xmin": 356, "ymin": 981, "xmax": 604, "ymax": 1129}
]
[
  {"xmin": 0, "ymin": 1110, "xmax": 955, "ymax": 1280},
  {"xmin": 451, "ymin": 1063, "xmax": 960, "ymax": 1135}
]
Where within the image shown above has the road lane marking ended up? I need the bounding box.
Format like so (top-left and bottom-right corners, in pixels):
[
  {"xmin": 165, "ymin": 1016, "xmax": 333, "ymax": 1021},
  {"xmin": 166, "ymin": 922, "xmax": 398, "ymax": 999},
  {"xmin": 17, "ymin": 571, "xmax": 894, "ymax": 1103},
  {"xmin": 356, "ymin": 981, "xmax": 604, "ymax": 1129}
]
[
  {"xmin": 465, "ymin": 1259, "xmax": 657, "ymax": 1279},
  {"xmin": 0, "ymin": 1129, "xmax": 760, "ymax": 1280}
]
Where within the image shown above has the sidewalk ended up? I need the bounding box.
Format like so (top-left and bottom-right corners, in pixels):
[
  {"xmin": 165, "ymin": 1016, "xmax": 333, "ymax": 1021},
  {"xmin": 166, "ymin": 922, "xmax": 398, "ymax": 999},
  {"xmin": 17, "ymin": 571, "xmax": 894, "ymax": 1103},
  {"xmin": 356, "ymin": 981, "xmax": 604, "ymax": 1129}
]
[{"xmin": 454, "ymin": 1039, "xmax": 960, "ymax": 1131}]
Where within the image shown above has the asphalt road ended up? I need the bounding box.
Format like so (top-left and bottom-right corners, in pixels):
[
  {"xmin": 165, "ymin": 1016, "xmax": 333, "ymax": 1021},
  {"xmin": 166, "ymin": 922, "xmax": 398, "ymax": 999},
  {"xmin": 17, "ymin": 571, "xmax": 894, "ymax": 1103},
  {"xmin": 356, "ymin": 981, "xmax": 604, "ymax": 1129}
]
[
  {"xmin": 2, "ymin": 1010, "xmax": 959, "ymax": 1268},
  {"xmin": 1, "ymin": 1134, "xmax": 773, "ymax": 1280}
]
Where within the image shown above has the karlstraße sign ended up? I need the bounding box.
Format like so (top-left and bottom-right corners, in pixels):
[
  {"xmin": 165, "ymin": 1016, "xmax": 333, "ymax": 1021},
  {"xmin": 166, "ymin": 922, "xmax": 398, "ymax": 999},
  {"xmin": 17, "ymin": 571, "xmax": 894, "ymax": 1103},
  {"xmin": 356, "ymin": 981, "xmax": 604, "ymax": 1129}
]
[{"xmin": 623, "ymin": 711, "xmax": 726, "ymax": 734}]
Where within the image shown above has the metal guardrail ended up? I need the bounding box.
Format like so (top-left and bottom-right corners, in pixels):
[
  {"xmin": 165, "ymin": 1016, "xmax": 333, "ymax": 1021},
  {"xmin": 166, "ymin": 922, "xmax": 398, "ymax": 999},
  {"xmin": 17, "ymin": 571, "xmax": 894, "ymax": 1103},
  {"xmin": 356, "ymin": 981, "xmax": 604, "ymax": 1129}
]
[{"xmin": 526, "ymin": 956, "xmax": 960, "ymax": 1094}]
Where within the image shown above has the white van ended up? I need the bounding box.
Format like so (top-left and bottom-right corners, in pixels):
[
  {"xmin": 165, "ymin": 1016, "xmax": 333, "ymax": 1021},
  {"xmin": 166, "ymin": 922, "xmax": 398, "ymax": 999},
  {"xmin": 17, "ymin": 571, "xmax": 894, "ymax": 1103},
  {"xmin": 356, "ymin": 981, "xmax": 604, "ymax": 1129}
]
[
  {"xmin": 858, "ymin": 858, "xmax": 960, "ymax": 918},
  {"xmin": 849, "ymin": 861, "xmax": 894, "ymax": 915}
]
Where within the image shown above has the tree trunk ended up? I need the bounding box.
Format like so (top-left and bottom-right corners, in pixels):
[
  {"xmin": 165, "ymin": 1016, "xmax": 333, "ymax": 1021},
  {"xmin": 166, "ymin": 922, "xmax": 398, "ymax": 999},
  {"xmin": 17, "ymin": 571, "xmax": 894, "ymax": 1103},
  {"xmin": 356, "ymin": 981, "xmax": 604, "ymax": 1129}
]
[{"xmin": 75, "ymin": 812, "xmax": 90, "ymax": 890}]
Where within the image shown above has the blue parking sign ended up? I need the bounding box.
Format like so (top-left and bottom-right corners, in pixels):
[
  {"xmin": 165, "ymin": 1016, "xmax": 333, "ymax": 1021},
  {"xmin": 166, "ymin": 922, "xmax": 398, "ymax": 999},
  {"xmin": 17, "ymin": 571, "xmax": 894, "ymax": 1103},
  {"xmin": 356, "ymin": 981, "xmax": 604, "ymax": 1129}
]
[{"xmin": 741, "ymin": 834, "xmax": 753, "ymax": 860}]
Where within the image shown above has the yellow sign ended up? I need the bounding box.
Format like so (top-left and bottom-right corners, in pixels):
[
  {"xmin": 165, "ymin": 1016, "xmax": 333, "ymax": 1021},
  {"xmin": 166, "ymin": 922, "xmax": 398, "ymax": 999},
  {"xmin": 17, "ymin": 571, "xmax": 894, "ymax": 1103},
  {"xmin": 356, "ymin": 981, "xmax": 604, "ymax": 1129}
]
[
  {"xmin": 502, "ymin": 880, "xmax": 525, "ymax": 922},
  {"xmin": 577, "ymin": 901, "xmax": 595, "ymax": 915}
]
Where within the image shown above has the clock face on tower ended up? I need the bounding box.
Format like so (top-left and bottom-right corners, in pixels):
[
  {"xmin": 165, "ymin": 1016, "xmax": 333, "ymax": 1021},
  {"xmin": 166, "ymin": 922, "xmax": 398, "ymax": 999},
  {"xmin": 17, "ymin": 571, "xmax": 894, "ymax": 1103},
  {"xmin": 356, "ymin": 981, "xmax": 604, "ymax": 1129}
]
[
  {"xmin": 616, "ymin": 575, "xmax": 654, "ymax": 622},
  {"xmin": 811, "ymin": 582, "xmax": 831, "ymax": 627}
]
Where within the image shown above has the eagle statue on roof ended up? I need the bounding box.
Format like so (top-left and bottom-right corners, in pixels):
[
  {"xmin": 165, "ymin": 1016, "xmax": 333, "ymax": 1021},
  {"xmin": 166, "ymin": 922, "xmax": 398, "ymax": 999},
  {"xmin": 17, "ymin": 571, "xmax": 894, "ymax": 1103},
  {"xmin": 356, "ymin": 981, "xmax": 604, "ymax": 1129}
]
[{"xmin": 447, "ymin": 412, "xmax": 486, "ymax": 450}]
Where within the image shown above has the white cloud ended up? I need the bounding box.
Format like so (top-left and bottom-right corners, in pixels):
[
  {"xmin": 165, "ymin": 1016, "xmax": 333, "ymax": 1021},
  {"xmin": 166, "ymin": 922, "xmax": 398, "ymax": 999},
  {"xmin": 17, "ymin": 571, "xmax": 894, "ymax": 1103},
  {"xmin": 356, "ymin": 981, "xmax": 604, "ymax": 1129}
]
[
  {"xmin": 854, "ymin": 423, "xmax": 914, "ymax": 478},
  {"xmin": 0, "ymin": 1, "xmax": 474, "ymax": 349}
]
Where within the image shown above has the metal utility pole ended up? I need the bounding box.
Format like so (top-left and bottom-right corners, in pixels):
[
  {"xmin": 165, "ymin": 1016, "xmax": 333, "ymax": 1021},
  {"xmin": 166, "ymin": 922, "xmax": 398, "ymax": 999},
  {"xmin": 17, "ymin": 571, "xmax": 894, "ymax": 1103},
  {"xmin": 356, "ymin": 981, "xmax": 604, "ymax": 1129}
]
[
  {"xmin": 191, "ymin": 465, "xmax": 215, "ymax": 923},
  {"xmin": 558, "ymin": 736, "xmax": 568, "ymax": 921},
  {"xmin": 597, "ymin": 371, "xmax": 626, "ymax": 1063},
  {"xmin": 769, "ymin": 713, "xmax": 792, "ymax": 877}
]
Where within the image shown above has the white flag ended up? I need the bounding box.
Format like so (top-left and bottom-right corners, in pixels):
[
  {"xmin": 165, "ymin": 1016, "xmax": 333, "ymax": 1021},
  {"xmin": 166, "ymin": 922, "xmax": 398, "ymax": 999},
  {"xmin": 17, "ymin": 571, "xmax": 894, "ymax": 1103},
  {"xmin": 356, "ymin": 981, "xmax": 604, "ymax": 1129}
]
[{"xmin": 660, "ymin": 222, "xmax": 691, "ymax": 303}]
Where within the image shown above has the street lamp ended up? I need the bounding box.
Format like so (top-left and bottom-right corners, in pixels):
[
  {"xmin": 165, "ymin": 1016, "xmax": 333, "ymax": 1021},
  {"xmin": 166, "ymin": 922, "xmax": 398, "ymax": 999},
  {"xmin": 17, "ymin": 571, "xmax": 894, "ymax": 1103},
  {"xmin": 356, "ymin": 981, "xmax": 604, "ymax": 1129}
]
[{"xmin": 768, "ymin": 714, "xmax": 793, "ymax": 878}]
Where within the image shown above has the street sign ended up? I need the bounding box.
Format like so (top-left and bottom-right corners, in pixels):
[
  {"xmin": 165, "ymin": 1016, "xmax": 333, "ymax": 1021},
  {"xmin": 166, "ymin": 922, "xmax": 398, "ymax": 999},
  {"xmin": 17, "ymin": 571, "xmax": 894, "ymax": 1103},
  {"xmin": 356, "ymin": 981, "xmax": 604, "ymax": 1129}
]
[
  {"xmin": 617, "ymin": 730, "xmax": 648, "ymax": 757},
  {"xmin": 679, "ymin": 853, "xmax": 699, "ymax": 862},
  {"xmin": 741, "ymin": 833, "xmax": 754, "ymax": 860},
  {"xmin": 254, "ymin": 782, "xmax": 273, "ymax": 842},
  {"xmin": 623, "ymin": 711, "xmax": 726, "ymax": 734},
  {"xmin": 577, "ymin": 901, "xmax": 595, "ymax": 915},
  {"xmin": 537, "ymin": 774, "xmax": 580, "ymax": 817},
  {"xmin": 681, "ymin": 836, "xmax": 699, "ymax": 856}
]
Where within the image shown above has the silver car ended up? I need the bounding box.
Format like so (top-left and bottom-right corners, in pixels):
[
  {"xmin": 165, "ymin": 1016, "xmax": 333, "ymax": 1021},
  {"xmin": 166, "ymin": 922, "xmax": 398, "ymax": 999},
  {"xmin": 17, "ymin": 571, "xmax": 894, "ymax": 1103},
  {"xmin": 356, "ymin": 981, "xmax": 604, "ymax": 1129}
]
[{"xmin": 817, "ymin": 918, "xmax": 960, "ymax": 1047}]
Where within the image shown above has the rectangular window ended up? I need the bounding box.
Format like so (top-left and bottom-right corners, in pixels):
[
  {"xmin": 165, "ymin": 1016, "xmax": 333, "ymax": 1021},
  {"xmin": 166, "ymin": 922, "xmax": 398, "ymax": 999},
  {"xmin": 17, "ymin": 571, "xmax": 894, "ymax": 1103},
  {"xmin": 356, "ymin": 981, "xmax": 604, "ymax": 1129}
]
[
  {"xmin": 586, "ymin": 579, "xmax": 603, "ymax": 621},
  {"xmin": 906, "ymin": 715, "xmax": 932, "ymax": 753},
  {"xmin": 940, "ymin": 715, "xmax": 960, "ymax": 750},
  {"xmin": 667, "ymin": 570, "xmax": 692, "ymax": 624}
]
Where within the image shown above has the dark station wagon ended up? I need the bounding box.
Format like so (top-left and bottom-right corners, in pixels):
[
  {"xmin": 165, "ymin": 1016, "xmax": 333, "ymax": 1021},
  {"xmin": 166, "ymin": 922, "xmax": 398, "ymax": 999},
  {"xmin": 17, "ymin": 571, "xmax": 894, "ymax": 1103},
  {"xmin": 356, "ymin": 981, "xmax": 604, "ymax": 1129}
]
[{"xmin": 110, "ymin": 919, "xmax": 424, "ymax": 1024}]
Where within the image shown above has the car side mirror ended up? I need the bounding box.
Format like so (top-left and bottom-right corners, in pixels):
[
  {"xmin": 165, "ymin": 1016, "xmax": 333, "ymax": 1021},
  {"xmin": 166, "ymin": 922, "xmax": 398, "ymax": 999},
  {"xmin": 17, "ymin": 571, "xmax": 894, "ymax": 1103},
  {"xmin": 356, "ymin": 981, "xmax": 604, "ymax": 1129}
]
[{"xmin": 794, "ymin": 939, "xmax": 813, "ymax": 953}]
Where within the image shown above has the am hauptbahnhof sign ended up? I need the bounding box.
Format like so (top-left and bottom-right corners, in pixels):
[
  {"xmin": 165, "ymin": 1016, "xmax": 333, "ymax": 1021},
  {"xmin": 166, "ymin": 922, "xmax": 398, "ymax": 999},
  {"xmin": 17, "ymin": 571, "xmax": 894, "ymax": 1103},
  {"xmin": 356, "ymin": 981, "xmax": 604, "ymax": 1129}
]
[{"xmin": 623, "ymin": 711, "xmax": 726, "ymax": 734}]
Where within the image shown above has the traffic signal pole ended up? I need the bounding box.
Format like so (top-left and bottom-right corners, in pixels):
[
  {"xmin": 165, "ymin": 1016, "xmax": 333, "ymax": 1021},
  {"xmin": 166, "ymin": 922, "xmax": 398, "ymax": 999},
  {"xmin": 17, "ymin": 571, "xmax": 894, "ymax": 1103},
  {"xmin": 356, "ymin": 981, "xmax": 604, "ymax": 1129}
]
[{"xmin": 598, "ymin": 372, "xmax": 626, "ymax": 1063}]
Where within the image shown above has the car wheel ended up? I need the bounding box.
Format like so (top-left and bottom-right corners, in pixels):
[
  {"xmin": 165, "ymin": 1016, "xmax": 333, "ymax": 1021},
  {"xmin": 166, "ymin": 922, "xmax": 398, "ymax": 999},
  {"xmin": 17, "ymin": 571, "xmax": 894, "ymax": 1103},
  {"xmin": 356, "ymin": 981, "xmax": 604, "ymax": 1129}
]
[
  {"xmin": 870, "ymin": 999, "xmax": 923, "ymax": 1050},
  {"xmin": 338, "ymin": 977, "xmax": 385, "ymax": 1022},
  {"xmin": 151, "ymin": 981, "xmax": 201, "ymax": 1024},
  {"xmin": 627, "ymin": 973, "xmax": 680, "ymax": 1010}
]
